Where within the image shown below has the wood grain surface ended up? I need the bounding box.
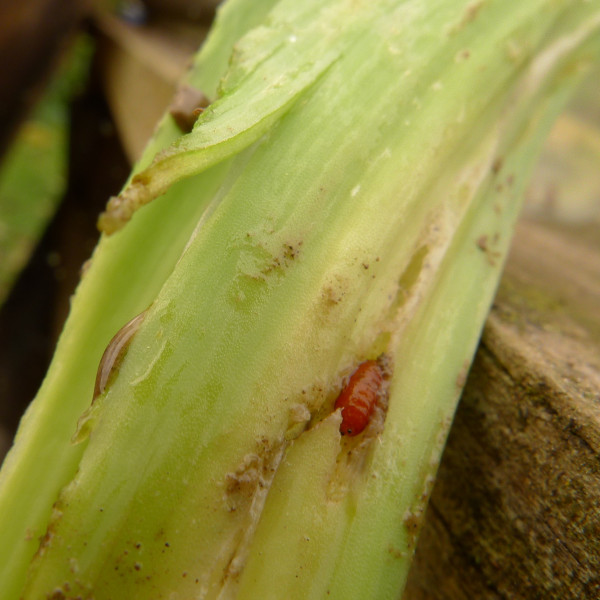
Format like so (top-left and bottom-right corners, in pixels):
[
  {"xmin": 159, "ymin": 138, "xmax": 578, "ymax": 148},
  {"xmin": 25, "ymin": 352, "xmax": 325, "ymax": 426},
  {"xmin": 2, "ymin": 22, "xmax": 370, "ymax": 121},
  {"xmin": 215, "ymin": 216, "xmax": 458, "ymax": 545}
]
[{"xmin": 404, "ymin": 219, "xmax": 600, "ymax": 599}]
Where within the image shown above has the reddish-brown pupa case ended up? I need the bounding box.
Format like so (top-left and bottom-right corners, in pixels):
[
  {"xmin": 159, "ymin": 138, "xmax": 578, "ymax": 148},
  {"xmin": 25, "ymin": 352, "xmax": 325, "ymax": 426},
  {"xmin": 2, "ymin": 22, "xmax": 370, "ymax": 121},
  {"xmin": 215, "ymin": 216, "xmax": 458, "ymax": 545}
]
[{"xmin": 334, "ymin": 360, "xmax": 383, "ymax": 436}]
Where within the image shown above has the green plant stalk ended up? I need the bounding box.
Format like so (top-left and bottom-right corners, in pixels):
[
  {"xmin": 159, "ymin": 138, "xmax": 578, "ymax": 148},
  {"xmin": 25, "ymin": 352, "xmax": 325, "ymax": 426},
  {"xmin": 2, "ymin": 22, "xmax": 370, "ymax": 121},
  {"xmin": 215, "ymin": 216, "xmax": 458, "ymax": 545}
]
[
  {"xmin": 233, "ymin": 75, "xmax": 582, "ymax": 600},
  {"xmin": 2, "ymin": 0, "xmax": 599, "ymax": 598},
  {"xmin": 0, "ymin": 0, "xmax": 276, "ymax": 595}
]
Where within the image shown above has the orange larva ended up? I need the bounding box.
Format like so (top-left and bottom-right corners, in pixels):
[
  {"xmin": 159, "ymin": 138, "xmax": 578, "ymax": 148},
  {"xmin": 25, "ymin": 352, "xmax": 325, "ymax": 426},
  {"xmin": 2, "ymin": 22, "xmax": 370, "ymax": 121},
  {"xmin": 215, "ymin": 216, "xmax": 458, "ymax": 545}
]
[{"xmin": 334, "ymin": 360, "xmax": 383, "ymax": 436}]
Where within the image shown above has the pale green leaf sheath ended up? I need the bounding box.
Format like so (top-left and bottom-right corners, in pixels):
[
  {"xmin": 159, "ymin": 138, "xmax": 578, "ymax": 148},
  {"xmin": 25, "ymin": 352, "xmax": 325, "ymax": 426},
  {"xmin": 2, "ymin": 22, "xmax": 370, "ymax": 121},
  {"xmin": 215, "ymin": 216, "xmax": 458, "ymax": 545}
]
[
  {"xmin": 3, "ymin": 0, "xmax": 600, "ymax": 599},
  {"xmin": 0, "ymin": 0, "xmax": 278, "ymax": 596}
]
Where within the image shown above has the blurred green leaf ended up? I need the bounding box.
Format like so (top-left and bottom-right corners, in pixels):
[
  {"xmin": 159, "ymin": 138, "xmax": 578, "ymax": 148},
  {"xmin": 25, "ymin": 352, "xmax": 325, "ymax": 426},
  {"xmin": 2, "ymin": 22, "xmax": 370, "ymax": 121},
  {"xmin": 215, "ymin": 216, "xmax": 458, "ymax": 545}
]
[{"xmin": 0, "ymin": 36, "xmax": 93, "ymax": 306}]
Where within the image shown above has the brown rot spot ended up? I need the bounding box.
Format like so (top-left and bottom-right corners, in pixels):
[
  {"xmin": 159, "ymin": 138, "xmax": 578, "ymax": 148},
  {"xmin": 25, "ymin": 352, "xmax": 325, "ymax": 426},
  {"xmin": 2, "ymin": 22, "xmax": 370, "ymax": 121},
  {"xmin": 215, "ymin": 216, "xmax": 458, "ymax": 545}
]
[
  {"xmin": 35, "ymin": 499, "xmax": 64, "ymax": 556},
  {"xmin": 476, "ymin": 234, "xmax": 502, "ymax": 266},
  {"xmin": 93, "ymin": 310, "xmax": 147, "ymax": 401},
  {"xmin": 261, "ymin": 241, "xmax": 303, "ymax": 276},
  {"xmin": 169, "ymin": 84, "xmax": 210, "ymax": 132},
  {"xmin": 388, "ymin": 544, "xmax": 407, "ymax": 560},
  {"xmin": 284, "ymin": 241, "xmax": 302, "ymax": 263},
  {"xmin": 409, "ymin": 510, "xmax": 423, "ymax": 529},
  {"xmin": 403, "ymin": 509, "xmax": 424, "ymax": 549},
  {"xmin": 448, "ymin": 0, "xmax": 485, "ymax": 35},
  {"xmin": 322, "ymin": 285, "xmax": 343, "ymax": 306},
  {"xmin": 464, "ymin": 1, "xmax": 484, "ymax": 23},
  {"xmin": 456, "ymin": 48, "xmax": 471, "ymax": 61},
  {"xmin": 492, "ymin": 157, "xmax": 503, "ymax": 174}
]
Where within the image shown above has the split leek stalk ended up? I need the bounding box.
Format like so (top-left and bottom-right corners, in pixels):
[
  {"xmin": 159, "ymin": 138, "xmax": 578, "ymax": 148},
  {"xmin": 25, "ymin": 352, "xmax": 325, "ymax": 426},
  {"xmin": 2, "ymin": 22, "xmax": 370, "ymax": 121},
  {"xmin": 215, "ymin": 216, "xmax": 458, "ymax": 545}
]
[{"xmin": 1, "ymin": 0, "xmax": 599, "ymax": 598}]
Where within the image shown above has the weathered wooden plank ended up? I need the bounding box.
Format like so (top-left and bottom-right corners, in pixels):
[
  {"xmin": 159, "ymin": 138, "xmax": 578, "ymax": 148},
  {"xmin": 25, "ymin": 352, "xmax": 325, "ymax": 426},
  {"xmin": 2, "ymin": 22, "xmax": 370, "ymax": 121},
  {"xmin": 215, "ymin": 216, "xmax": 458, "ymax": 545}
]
[{"xmin": 404, "ymin": 219, "xmax": 600, "ymax": 599}]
